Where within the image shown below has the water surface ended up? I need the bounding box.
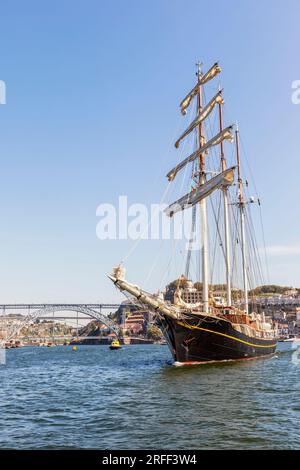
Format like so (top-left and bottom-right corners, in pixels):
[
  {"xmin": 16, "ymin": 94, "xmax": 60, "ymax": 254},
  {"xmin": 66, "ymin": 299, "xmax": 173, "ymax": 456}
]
[{"xmin": 0, "ymin": 344, "xmax": 299, "ymax": 449}]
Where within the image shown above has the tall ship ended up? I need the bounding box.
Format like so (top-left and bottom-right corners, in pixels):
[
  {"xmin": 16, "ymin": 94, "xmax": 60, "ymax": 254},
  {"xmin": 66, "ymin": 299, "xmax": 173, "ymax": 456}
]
[{"xmin": 109, "ymin": 61, "xmax": 278, "ymax": 364}]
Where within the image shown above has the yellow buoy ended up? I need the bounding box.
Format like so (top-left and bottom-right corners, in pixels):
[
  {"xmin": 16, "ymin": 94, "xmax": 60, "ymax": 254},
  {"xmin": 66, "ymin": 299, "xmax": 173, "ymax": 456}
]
[{"xmin": 72, "ymin": 345, "xmax": 77, "ymax": 351}]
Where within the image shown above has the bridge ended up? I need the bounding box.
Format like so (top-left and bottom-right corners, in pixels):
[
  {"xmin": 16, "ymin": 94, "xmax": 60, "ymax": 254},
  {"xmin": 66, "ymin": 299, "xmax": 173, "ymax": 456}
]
[{"xmin": 0, "ymin": 303, "xmax": 121, "ymax": 344}]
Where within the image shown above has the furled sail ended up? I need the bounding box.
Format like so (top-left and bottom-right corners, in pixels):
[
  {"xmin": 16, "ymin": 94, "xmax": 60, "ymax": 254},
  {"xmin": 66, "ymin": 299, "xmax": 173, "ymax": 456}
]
[
  {"xmin": 167, "ymin": 125, "xmax": 234, "ymax": 182},
  {"xmin": 175, "ymin": 90, "xmax": 224, "ymax": 148},
  {"xmin": 180, "ymin": 62, "xmax": 222, "ymax": 115},
  {"xmin": 108, "ymin": 267, "xmax": 181, "ymax": 320},
  {"xmin": 165, "ymin": 166, "xmax": 235, "ymax": 217}
]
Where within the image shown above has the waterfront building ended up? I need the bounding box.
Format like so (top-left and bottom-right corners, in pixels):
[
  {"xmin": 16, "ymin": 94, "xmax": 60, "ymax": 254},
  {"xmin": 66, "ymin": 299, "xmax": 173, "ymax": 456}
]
[{"xmin": 164, "ymin": 276, "xmax": 203, "ymax": 304}]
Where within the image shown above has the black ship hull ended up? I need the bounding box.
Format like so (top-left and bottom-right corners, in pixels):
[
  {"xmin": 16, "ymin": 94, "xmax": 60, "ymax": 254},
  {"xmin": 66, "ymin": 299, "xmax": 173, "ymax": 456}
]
[{"xmin": 157, "ymin": 313, "xmax": 277, "ymax": 364}]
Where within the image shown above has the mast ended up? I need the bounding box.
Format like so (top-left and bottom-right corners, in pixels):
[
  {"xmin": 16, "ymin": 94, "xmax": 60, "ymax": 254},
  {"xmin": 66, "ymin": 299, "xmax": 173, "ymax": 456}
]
[
  {"xmin": 218, "ymin": 93, "xmax": 232, "ymax": 306},
  {"xmin": 185, "ymin": 204, "xmax": 196, "ymax": 278},
  {"xmin": 235, "ymin": 124, "xmax": 249, "ymax": 314},
  {"xmin": 196, "ymin": 62, "xmax": 209, "ymax": 313}
]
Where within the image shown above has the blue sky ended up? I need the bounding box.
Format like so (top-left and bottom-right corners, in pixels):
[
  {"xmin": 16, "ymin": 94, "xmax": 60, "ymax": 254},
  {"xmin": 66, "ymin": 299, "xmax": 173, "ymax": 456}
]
[{"xmin": 0, "ymin": 0, "xmax": 300, "ymax": 303}]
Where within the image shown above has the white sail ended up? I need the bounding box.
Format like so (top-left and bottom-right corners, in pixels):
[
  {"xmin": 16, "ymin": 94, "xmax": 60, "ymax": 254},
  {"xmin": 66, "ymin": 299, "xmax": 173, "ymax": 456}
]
[
  {"xmin": 167, "ymin": 125, "xmax": 234, "ymax": 182},
  {"xmin": 180, "ymin": 62, "xmax": 221, "ymax": 115},
  {"xmin": 165, "ymin": 167, "xmax": 235, "ymax": 217},
  {"xmin": 175, "ymin": 90, "xmax": 224, "ymax": 148}
]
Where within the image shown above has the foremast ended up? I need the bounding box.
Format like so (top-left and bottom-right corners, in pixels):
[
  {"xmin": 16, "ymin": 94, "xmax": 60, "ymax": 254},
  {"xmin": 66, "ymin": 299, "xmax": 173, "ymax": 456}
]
[
  {"xmin": 196, "ymin": 62, "xmax": 209, "ymax": 313},
  {"xmin": 169, "ymin": 61, "xmax": 234, "ymax": 312}
]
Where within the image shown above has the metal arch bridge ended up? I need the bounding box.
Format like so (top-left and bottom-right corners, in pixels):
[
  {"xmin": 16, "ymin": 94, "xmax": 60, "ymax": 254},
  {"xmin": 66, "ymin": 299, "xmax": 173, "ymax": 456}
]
[{"xmin": 0, "ymin": 303, "xmax": 121, "ymax": 343}]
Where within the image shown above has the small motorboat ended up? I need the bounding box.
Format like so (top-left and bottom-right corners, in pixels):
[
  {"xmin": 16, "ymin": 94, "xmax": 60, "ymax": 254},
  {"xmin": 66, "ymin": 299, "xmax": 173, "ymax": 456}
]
[
  {"xmin": 109, "ymin": 339, "xmax": 122, "ymax": 350},
  {"xmin": 277, "ymin": 336, "xmax": 300, "ymax": 351}
]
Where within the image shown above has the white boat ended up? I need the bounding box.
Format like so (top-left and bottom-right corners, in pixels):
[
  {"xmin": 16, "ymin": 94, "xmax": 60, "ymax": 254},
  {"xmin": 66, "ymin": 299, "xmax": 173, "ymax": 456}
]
[{"xmin": 278, "ymin": 337, "xmax": 300, "ymax": 351}]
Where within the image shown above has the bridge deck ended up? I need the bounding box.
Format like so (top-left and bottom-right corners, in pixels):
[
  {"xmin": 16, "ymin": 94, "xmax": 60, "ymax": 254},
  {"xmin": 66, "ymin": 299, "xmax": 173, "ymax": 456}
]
[{"xmin": 0, "ymin": 304, "xmax": 120, "ymax": 310}]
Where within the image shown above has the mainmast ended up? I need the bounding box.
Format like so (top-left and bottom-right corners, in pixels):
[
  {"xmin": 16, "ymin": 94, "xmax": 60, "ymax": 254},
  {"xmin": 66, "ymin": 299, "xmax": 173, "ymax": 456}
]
[
  {"xmin": 235, "ymin": 124, "xmax": 249, "ymax": 314},
  {"xmin": 196, "ymin": 62, "xmax": 209, "ymax": 313},
  {"xmin": 218, "ymin": 90, "xmax": 232, "ymax": 307}
]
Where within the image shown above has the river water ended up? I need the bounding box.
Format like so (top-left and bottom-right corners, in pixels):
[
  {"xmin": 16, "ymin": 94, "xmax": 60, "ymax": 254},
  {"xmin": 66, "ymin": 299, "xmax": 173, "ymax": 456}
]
[{"xmin": 0, "ymin": 344, "xmax": 299, "ymax": 449}]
